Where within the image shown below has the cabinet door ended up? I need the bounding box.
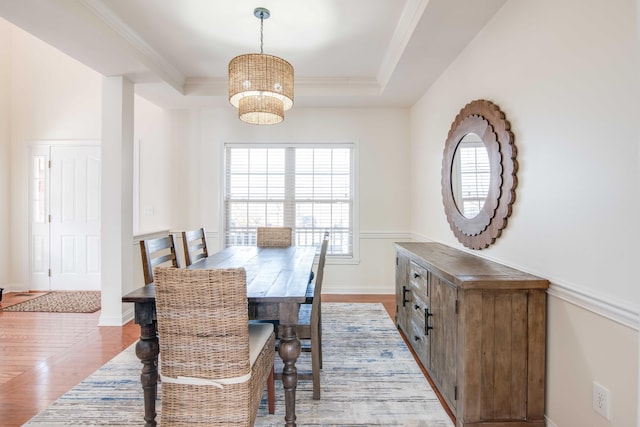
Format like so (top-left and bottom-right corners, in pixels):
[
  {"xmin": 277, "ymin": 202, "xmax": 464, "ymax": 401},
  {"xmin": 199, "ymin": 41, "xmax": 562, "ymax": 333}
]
[
  {"xmin": 395, "ymin": 251, "xmax": 411, "ymax": 332},
  {"xmin": 430, "ymin": 275, "xmax": 458, "ymax": 409}
]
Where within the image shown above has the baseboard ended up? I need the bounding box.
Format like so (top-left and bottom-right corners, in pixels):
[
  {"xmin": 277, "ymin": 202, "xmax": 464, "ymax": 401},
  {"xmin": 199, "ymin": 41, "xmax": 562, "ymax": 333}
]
[
  {"xmin": 545, "ymin": 415, "xmax": 558, "ymax": 427},
  {"xmin": 0, "ymin": 283, "xmax": 27, "ymax": 293},
  {"xmin": 99, "ymin": 306, "xmax": 134, "ymax": 326}
]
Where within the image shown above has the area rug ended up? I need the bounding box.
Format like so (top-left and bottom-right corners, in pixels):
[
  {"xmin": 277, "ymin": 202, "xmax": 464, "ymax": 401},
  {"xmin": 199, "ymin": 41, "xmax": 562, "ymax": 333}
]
[
  {"xmin": 24, "ymin": 303, "xmax": 453, "ymax": 426},
  {"xmin": 1, "ymin": 291, "xmax": 101, "ymax": 313}
]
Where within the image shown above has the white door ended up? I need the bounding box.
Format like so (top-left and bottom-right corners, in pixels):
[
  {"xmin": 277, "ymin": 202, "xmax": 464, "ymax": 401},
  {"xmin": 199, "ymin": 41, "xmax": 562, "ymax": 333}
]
[{"xmin": 47, "ymin": 145, "xmax": 101, "ymax": 290}]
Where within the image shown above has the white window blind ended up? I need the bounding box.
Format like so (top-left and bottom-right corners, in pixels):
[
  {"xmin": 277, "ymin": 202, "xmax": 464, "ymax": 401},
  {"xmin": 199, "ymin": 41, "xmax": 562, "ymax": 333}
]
[
  {"xmin": 453, "ymin": 141, "xmax": 490, "ymax": 218},
  {"xmin": 224, "ymin": 144, "xmax": 354, "ymax": 256}
]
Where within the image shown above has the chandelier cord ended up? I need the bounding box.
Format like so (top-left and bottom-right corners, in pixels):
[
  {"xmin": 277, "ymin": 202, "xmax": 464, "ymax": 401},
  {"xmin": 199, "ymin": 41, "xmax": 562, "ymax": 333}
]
[{"xmin": 259, "ymin": 13, "xmax": 264, "ymax": 54}]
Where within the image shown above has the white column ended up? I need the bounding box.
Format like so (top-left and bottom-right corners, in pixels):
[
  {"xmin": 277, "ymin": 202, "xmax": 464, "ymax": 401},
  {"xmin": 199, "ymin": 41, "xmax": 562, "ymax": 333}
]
[
  {"xmin": 99, "ymin": 76, "xmax": 134, "ymax": 326},
  {"xmin": 634, "ymin": 0, "xmax": 640, "ymax": 427},
  {"xmin": 636, "ymin": 2, "xmax": 640, "ymax": 426},
  {"xmin": 0, "ymin": 19, "xmax": 10, "ymax": 291}
]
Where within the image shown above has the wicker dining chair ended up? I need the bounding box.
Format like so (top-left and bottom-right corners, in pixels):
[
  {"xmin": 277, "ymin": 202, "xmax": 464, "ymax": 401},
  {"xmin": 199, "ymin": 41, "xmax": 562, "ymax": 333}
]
[
  {"xmin": 182, "ymin": 227, "xmax": 209, "ymax": 266},
  {"xmin": 154, "ymin": 267, "xmax": 275, "ymax": 426},
  {"xmin": 139, "ymin": 234, "xmax": 181, "ymax": 285},
  {"xmin": 256, "ymin": 227, "xmax": 292, "ymax": 247}
]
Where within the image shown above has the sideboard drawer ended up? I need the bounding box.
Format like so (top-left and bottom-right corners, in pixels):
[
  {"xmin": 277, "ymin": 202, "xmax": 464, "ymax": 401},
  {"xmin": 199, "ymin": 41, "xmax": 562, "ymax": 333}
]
[
  {"xmin": 409, "ymin": 315, "xmax": 430, "ymax": 368},
  {"xmin": 409, "ymin": 261, "xmax": 429, "ymax": 293}
]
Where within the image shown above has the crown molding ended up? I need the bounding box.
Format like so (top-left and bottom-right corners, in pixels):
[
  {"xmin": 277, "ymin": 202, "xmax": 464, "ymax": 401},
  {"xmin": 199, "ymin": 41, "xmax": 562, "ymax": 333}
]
[
  {"xmin": 295, "ymin": 77, "xmax": 381, "ymax": 96},
  {"xmin": 80, "ymin": 0, "xmax": 185, "ymax": 93},
  {"xmin": 183, "ymin": 78, "xmax": 228, "ymax": 96},
  {"xmin": 184, "ymin": 76, "xmax": 381, "ymax": 98},
  {"xmin": 377, "ymin": 0, "xmax": 428, "ymax": 89}
]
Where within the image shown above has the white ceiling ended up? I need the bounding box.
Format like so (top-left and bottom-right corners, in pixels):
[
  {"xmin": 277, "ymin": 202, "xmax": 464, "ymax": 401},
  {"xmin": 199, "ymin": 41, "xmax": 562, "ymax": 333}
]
[{"xmin": 0, "ymin": 0, "xmax": 507, "ymax": 109}]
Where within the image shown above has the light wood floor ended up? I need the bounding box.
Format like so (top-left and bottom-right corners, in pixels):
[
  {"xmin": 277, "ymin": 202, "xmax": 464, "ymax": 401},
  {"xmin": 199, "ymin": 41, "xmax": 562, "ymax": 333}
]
[{"xmin": 0, "ymin": 292, "xmax": 453, "ymax": 426}]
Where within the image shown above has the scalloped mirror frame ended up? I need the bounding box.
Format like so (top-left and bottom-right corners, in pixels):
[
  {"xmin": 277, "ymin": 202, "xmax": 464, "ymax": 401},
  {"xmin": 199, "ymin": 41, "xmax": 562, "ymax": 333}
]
[{"xmin": 441, "ymin": 99, "xmax": 518, "ymax": 250}]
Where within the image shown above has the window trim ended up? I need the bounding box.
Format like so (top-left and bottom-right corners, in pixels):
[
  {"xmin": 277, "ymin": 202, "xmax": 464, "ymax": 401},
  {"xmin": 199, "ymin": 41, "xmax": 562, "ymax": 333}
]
[{"xmin": 220, "ymin": 141, "xmax": 359, "ymax": 264}]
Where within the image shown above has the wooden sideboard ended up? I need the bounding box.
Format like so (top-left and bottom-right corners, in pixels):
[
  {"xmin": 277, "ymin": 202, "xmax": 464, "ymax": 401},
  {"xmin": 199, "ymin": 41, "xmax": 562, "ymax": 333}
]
[{"xmin": 395, "ymin": 242, "xmax": 549, "ymax": 427}]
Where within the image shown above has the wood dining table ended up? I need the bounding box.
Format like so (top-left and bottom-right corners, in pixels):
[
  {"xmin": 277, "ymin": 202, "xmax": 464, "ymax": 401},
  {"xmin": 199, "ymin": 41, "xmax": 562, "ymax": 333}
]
[{"xmin": 122, "ymin": 245, "xmax": 317, "ymax": 427}]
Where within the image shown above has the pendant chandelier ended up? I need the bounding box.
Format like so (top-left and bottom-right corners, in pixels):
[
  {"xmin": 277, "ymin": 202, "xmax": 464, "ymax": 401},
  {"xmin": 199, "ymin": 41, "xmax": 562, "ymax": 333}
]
[{"xmin": 228, "ymin": 7, "xmax": 294, "ymax": 125}]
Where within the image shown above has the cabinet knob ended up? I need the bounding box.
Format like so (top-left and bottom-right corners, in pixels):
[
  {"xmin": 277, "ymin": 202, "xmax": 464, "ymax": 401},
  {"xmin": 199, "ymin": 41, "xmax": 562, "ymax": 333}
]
[
  {"xmin": 414, "ymin": 304, "xmax": 420, "ymax": 310},
  {"xmin": 414, "ymin": 335, "xmax": 420, "ymax": 342},
  {"xmin": 413, "ymin": 272, "xmax": 420, "ymax": 278}
]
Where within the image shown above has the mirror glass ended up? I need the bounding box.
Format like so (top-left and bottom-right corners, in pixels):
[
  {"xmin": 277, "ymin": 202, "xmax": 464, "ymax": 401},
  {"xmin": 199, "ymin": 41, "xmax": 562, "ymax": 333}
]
[{"xmin": 451, "ymin": 133, "xmax": 490, "ymax": 218}]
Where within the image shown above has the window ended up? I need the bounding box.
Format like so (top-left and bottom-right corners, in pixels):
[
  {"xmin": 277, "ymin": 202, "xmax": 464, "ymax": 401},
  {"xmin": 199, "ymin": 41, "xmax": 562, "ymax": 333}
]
[
  {"xmin": 32, "ymin": 155, "xmax": 47, "ymax": 224},
  {"xmin": 451, "ymin": 137, "xmax": 490, "ymax": 218},
  {"xmin": 224, "ymin": 144, "xmax": 354, "ymax": 257}
]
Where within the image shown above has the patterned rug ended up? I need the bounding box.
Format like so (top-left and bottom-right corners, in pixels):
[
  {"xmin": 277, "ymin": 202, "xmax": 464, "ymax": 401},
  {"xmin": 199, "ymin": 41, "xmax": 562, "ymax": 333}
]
[
  {"xmin": 1, "ymin": 291, "xmax": 101, "ymax": 313},
  {"xmin": 24, "ymin": 303, "xmax": 453, "ymax": 426}
]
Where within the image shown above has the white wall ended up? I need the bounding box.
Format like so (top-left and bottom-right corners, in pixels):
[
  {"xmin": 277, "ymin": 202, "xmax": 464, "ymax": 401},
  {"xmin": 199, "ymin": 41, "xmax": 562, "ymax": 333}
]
[
  {"xmin": 152, "ymin": 106, "xmax": 412, "ymax": 294},
  {"xmin": 410, "ymin": 0, "xmax": 639, "ymax": 425},
  {"xmin": 0, "ymin": 13, "xmax": 410, "ymax": 299},
  {"xmin": 6, "ymin": 3, "xmax": 639, "ymax": 424},
  {"xmin": 7, "ymin": 22, "xmax": 102, "ymax": 290},
  {"xmin": 134, "ymin": 97, "xmax": 177, "ymax": 235},
  {"xmin": 0, "ymin": 19, "xmax": 11, "ymax": 289}
]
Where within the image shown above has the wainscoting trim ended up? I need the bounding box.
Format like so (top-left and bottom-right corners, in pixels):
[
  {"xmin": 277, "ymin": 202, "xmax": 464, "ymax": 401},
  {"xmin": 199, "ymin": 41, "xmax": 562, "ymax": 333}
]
[
  {"xmin": 360, "ymin": 231, "xmax": 413, "ymax": 240},
  {"xmin": 134, "ymin": 232, "xmax": 639, "ymax": 330},
  {"xmin": 547, "ymin": 282, "xmax": 639, "ymax": 331},
  {"xmin": 132, "ymin": 230, "xmax": 171, "ymax": 244},
  {"xmin": 410, "ymin": 234, "xmax": 639, "ymax": 331}
]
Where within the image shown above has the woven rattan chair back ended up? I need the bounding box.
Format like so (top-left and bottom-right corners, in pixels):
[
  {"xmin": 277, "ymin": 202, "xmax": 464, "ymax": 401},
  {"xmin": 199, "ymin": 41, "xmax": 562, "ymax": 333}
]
[
  {"xmin": 139, "ymin": 234, "xmax": 180, "ymax": 285},
  {"xmin": 154, "ymin": 267, "xmax": 275, "ymax": 425},
  {"xmin": 256, "ymin": 227, "xmax": 292, "ymax": 247},
  {"xmin": 182, "ymin": 227, "xmax": 209, "ymax": 266}
]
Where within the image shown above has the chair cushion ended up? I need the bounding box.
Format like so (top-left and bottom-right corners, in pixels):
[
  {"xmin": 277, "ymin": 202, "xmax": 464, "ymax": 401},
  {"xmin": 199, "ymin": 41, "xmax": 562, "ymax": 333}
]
[{"xmin": 248, "ymin": 323, "xmax": 274, "ymax": 367}]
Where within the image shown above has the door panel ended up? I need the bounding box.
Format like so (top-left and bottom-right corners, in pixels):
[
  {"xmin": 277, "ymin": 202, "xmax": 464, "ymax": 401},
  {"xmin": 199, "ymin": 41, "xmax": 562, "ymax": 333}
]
[
  {"xmin": 29, "ymin": 147, "xmax": 50, "ymax": 290},
  {"xmin": 430, "ymin": 275, "xmax": 458, "ymax": 408},
  {"xmin": 50, "ymin": 145, "xmax": 101, "ymax": 291}
]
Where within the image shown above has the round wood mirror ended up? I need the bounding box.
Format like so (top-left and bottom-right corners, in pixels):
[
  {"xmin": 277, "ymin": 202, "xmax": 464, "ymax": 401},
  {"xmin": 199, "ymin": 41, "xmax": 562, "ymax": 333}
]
[{"xmin": 441, "ymin": 100, "xmax": 517, "ymax": 249}]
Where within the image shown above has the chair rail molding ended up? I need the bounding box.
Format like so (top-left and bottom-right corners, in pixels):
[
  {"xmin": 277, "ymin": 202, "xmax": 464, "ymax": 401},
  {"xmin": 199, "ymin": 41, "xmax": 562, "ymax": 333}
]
[
  {"xmin": 408, "ymin": 235, "xmax": 639, "ymax": 331},
  {"xmin": 547, "ymin": 282, "xmax": 639, "ymax": 331},
  {"xmin": 360, "ymin": 231, "xmax": 412, "ymax": 240}
]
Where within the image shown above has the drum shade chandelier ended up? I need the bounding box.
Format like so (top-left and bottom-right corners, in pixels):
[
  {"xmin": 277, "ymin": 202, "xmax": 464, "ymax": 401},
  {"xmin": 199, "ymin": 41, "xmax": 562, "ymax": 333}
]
[{"xmin": 228, "ymin": 7, "xmax": 294, "ymax": 125}]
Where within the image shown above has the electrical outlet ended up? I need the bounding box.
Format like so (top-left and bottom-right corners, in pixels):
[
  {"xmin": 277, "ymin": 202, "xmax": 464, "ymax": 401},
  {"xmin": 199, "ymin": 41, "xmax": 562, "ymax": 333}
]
[{"xmin": 592, "ymin": 381, "xmax": 611, "ymax": 420}]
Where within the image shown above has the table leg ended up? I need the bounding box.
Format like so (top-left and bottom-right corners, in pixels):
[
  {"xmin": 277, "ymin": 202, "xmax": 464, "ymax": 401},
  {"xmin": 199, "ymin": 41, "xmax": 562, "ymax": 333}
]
[
  {"xmin": 134, "ymin": 321, "xmax": 159, "ymax": 427},
  {"xmin": 279, "ymin": 324, "xmax": 301, "ymax": 427}
]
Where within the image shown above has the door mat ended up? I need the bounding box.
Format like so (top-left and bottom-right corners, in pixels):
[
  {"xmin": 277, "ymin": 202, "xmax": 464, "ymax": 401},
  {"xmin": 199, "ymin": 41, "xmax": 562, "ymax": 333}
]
[{"xmin": 1, "ymin": 291, "xmax": 101, "ymax": 313}]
